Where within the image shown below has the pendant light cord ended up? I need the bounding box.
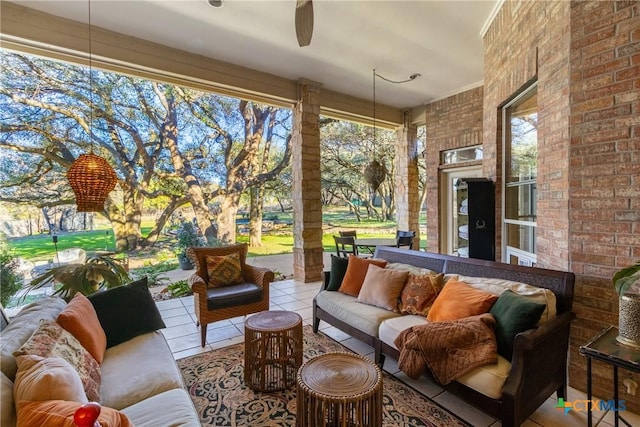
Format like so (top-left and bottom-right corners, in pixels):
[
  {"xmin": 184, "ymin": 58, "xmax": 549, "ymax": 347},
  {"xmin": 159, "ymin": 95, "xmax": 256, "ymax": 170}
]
[
  {"xmin": 88, "ymin": 0, "xmax": 94, "ymax": 154},
  {"xmin": 371, "ymin": 69, "xmax": 420, "ymax": 161},
  {"xmin": 372, "ymin": 68, "xmax": 376, "ymax": 161}
]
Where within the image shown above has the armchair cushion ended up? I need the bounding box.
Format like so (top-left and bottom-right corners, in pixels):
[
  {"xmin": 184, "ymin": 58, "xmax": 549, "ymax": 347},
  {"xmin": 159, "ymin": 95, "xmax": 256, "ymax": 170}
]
[
  {"xmin": 205, "ymin": 252, "xmax": 243, "ymax": 288},
  {"xmin": 206, "ymin": 283, "xmax": 263, "ymax": 310}
]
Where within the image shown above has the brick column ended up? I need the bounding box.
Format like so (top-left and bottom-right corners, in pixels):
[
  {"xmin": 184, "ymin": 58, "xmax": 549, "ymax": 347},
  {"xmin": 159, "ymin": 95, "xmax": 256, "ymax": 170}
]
[
  {"xmin": 292, "ymin": 79, "xmax": 324, "ymax": 282},
  {"xmin": 394, "ymin": 111, "xmax": 421, "ymax": 249}
]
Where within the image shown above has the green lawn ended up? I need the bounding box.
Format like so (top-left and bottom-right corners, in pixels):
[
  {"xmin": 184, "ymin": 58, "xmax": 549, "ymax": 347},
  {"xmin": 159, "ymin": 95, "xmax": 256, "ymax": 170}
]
[{"xmin": 8, "ymin": 207, "xmax": 423, "ymax": 261}]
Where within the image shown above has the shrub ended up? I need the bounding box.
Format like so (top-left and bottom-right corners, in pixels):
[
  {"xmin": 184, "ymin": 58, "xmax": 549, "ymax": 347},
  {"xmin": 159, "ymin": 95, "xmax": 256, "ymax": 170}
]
[
  {"xmin": 167, "ymin": 280, "xmax": 192, "ymax": 298},
  {"xmin": 0, "ymin": 233, "xmax": 22, "ymax": 307}
]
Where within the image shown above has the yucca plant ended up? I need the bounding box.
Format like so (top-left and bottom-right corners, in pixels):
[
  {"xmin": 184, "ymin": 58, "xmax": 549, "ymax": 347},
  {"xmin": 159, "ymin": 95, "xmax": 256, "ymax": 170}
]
[{"xmin": 24, "ymin": 254, "xmax": 130, "ymax": 301}]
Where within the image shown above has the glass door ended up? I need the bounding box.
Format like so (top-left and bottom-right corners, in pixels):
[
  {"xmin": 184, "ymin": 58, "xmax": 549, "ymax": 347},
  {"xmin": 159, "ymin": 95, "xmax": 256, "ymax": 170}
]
[{"xmin": 440, "ymin": 165, "xmax": 482, "ymax": 256}]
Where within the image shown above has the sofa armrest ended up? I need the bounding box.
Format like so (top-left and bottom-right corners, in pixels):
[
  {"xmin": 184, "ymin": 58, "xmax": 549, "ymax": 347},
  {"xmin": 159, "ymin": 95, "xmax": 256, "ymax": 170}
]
[
  {"xmin": 502, "ymin": 311, "xmax": 575, "ymax": 425},
  {"xmin": 322, "ymin": 271, "xmax": 331, "ymax": 291}
]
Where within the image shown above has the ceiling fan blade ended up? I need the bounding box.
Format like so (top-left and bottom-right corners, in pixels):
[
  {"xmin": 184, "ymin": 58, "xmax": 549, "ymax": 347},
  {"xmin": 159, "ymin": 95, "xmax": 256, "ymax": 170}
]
[{"xmin": 295, "ymin": 0, "xmax": 314, "ymax": 47}]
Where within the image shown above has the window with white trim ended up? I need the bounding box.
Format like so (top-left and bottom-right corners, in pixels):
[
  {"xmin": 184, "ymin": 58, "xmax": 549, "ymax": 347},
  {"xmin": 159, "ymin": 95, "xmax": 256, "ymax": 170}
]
[{"xmin": 503, "ymin": 83, "xmax": 537, "ymax": 266}]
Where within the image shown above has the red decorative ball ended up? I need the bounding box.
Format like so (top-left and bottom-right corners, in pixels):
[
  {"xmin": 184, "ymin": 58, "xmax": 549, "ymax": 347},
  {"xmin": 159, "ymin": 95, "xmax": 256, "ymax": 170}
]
[{"xmin": 73, "ymin": 402, "xmax": 101, "ymax": 427}]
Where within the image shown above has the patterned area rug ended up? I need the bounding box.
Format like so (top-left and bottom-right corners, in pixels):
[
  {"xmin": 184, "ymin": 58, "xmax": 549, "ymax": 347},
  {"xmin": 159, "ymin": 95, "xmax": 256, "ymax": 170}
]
[{"xmin": 178, "ymin": 325, "xmax": 470, "ymax": 426}]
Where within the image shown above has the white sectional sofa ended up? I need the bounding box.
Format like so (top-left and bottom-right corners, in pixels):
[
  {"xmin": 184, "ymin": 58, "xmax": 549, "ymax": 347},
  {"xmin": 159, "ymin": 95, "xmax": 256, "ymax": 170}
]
[{"xmin": 1, "ymin": 281, "xmax": 200, "ymax": 427}]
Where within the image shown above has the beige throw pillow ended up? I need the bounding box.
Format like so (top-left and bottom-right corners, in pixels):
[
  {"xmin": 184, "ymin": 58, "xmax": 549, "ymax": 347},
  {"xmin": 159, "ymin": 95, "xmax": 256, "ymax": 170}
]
[
  {"xmin": 13, "ymin": 355, "xmax": 88, "ymax": 403},
  {"xmin": 357, "ymin": 264, "xmax": 409, "ymax": 311}
]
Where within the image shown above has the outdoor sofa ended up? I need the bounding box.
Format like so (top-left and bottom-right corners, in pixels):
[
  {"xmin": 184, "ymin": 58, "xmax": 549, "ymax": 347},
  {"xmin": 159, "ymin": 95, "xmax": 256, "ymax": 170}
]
[
  {"xmin": 0, "ymin": 279, "xmax": 200, "ymax": 427},
  {"xmin": 313, "ymin": 246, "xmax": 575, "ymax": 427}
]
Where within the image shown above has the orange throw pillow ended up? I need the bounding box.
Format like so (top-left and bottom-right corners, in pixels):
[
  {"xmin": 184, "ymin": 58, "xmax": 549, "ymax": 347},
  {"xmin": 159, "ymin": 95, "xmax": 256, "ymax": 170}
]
[
  {"xmin": 57, "ymin": 293, "xmax": 107, "ymax": 364},
  {"xmin": 427, "ymin": 279, "xmax": 498, "ymax": 322},
  {"xmin": 338, "ymin": 256, "xmax": 387, "ymax": 297},
  {"xmin": 17, "ymin": 400, "xmax": 133, "ymax": 427}
]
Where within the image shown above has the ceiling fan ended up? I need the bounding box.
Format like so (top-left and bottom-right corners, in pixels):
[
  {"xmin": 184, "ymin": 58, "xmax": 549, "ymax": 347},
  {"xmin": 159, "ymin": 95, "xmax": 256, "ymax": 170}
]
[{"xmin": 295, "ymin": 0, "xmax": 314, "ymax": 47}]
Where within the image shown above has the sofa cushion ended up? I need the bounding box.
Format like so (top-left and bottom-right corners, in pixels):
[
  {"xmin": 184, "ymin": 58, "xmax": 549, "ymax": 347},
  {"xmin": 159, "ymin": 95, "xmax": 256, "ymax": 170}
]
[
  {"xmin": 490, "ymin": 290, "xmax": 545, "ymax": 360},
  {"xmin": 13, "ymin": 320, "xmax": 101, "ymax": 402},
  {"xmin": 378, "ymin": 315, "xmax": 511, "ymax": 400},
  {"xmin": 16, "ymin": 400, "xmax": 132, "ymax": 427},
  {"xmin": 326, "ymin": 255, "xmax": 349, "ymax": 291},
  {"xmin": 456, "ymin": 275, "xmax": 557, "ymax": 324},
  {"xmin": 99, "ymin": 331, "xmax": 184, "ymax": 410},
  {"xmin": 357, "ymin": 264, "xmax": 409, "ymax": 311},
  {"xmin": 56, "ymin": 293, "xmax": 107, "ymax": 364},
  {"xmin": 399, "ymin": 273, "xmax": 444, "ymax": 316},
  {"xmin": 379, "ymin": 314, "xmax": 428, "ymax": 350},
  {"xmin": 315, "ymin": 290, "xmax": 400, "ymax": 337},
  {"xmin": 88, "ymin": 277, "xmax": 166, "ymax": 347},
  {"xmin": 205, "ymin": 252, "xmax": 243, "ymax": 288},
  {"xmin": 455, "ymin": 355, "xmax": 511, "ymax": 400},
  {"xmin": 13, "ymin": 355, "xmax": 88, "ymax": 403},
  {"xmin": 1, "ymin": 372, "xmax": 16, "ymax": 427},
  {"xmin": 0, "ymin": 297, "xmax": 67, "ymax": 380},
  {"xmin": 427, "ymin": 280, "xmax": 498, "ymax": 322},
  {"xmin": 121, "ymin": 388, "xmax": 201, "ymax": 427},
  {"xmin": 338, "ymin": 256, "xmax": 388, "ymax": 297}
]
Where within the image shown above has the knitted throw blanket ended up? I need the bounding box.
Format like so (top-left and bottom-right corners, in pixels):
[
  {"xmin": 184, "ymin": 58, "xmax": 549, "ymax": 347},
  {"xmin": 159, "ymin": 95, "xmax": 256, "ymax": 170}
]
[{"xmin": 394, "ymin": 313, "xmax": 498, "ymax": 385}]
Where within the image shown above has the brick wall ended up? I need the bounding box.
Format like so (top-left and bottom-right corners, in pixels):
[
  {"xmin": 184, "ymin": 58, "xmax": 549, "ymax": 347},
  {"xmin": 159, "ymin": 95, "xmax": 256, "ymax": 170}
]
[
  {"xmin": 483, "ymin": 0, "xmax": 572, "ymax": 270},
  {"xmin": 426, "ymin": 0, "xmax": 639, "ymax": 414},
  {"xmin": 424, "ymin": 87, "xmax": 484, "ymax": 253},
  {"xmin": 568, "ymin": 0, "xmax": 640, "ymax": 412}
]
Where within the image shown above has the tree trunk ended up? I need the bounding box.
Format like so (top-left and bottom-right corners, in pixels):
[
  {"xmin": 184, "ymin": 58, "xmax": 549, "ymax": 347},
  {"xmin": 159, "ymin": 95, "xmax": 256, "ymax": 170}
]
[
  {"xmin": 216, "ymin": 194, "xmax": 240, "ymax": 244},
  {"xmin": 142, "ymin": 196, "xmax": 189, "ymax": 247},
  {"xmin": 162, "ymin": 91, "xmax": 215, "ymax": 241},
  {"xmin": 249, "ymin": 185, "xmax": 263, "ymax": 247}
]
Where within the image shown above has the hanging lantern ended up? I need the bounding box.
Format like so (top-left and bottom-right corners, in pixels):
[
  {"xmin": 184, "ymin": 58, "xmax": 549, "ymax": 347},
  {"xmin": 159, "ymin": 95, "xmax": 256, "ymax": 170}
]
[
  {"xmin": 67, "ymin": 153, "xmax": 117, "ymax": 212},
  {"xmin": 364, "ymin": 159, "xmax": 387, "ymax": 191}
]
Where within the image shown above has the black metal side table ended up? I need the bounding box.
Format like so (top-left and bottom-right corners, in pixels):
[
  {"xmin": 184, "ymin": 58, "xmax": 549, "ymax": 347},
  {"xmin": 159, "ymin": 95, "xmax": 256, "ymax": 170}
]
[{"xmin": 579, "ymin": 326, "xmax": 640, "ymax": 427}]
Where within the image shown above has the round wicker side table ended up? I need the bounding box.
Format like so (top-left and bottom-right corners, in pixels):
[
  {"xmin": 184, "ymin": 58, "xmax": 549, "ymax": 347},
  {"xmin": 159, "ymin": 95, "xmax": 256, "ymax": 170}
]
[
  {"xmin": 244, "ymin": 310, "xmax": 303, "ymax": 391},
  {"xmin": 296, "ymin": 352, "xmax": 383, "ymax": 427}
]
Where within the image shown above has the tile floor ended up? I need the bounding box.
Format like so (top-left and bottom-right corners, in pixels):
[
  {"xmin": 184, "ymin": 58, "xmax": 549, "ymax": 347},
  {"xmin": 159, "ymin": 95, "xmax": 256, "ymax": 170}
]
[{"xmin": 157, "ymin": 279, "xmax": 639, "ymax": 427}]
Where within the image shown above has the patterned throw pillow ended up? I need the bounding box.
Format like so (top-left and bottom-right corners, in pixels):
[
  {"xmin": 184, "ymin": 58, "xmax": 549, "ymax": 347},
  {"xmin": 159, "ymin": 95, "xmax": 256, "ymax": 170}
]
[
  {"xmin": 206, "ymin": 252, "xmax": 243, "ymax": 288},
  {"xmin": 399, "ymin": 273, "xmax": 445, "ymax": 316},
  {"xmin": 13, "ymin": 321, "xmax": 101, "ymax": 402}
]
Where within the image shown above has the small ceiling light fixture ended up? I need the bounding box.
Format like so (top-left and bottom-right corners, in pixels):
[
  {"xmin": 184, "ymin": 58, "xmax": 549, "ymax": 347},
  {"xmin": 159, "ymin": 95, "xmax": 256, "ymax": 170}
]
[
  {"xmin": 363, "ymin": 70, "xmax": 421, "ymax": 192},
  {"xmin": 66, "ymin": 0, "xmax": 118, "ymax": 212},
  {"xmin": 208, "ymin": 0, "xmax": 224, "ymax": 7}
]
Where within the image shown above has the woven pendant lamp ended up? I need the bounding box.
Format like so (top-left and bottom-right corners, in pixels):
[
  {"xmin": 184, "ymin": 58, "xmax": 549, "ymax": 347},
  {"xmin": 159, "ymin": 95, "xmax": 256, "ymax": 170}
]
[
  {"xmin": 67, "ymin": 153, "xmax": 117, "ymax": 212},
  {"xmin": 66, "ymin": 0, "xmax": 117, "ymax": 212},
  {"xmin": 364, "ymin": 69, "xmax": 387, "ymax": 192}
]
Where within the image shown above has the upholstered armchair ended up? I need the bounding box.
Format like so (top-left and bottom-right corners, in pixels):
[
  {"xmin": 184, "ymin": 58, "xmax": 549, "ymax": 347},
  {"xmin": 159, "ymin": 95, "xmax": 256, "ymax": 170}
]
[{"xmin": 187, "ymin": 244, "xmax": 274, "ymax": 347}]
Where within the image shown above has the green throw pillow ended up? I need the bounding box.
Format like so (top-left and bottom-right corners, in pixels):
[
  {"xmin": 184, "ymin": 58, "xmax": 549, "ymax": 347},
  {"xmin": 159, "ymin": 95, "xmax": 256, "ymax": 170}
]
[
  {"xmin": 326, "ymin": 255, "xmax": 349, "ymax": 291},
  {"xmin": 489, "ymin": 290, "xmax": 546, "ymax": 360}
]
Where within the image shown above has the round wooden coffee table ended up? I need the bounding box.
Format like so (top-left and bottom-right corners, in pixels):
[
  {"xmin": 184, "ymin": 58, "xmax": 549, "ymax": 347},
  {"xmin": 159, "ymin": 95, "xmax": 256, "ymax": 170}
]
[
  {"xmin": 244, "ymin": 310, "xmax": 303, "ymax": 391},
  {"xmin": 296, "ymin": 352, "xmax": 383, "ymax": 427}
]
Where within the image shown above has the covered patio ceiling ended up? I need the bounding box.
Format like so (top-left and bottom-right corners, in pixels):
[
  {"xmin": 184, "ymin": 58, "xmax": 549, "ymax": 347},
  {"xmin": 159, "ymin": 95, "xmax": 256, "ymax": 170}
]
[{"xmin": 3, "ymin": 0, "xmax": 500, "ymax": 114}]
